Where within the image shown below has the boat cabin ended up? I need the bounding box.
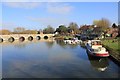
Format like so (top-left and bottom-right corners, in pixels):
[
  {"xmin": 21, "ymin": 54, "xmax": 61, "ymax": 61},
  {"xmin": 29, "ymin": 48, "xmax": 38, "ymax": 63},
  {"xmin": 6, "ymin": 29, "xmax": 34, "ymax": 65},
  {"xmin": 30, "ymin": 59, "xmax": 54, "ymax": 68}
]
[
  {"xmin": 90, "ymin": 40, "xmax": 102, "ymax": 49},
  {"xmin": 91, "ymin": 40, "xmax": 102, "ymax": 45}
]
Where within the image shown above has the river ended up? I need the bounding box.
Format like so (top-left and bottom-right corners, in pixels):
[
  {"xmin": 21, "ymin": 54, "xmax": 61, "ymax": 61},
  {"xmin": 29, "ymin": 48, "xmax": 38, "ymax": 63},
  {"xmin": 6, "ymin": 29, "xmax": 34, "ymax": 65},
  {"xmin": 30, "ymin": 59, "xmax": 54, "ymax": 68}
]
[{"xmin": 0, "ymin": 39, "xmax": 120, "ymax": 78}]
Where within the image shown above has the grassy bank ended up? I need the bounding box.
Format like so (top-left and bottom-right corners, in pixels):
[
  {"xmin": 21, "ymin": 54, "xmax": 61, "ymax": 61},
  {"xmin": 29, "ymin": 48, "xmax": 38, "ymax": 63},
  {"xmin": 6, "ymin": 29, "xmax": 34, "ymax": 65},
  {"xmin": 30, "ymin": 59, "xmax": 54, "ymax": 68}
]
[
  {"xmin": 101, "ymin": 39, "xmax": 120, "ymax": 53},
  {"xmin": 54, "ymin": 35, "xmax": 74, "ymax": 40},
  {"xmin": 101, "ymin": 38, "xmax": 120, "ymax": 62}
]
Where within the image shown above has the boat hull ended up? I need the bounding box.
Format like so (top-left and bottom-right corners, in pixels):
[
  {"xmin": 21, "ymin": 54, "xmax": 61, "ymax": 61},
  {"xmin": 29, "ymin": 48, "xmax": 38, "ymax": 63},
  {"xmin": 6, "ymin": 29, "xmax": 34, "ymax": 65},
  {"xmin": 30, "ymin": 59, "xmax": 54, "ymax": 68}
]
[
  {"xmin": 87, "ymin": 48, "xmax": 109, "ymax": 57},
  {"xmin": 85, "ymin": 40, "xmax": 109, "ymax": 57}
]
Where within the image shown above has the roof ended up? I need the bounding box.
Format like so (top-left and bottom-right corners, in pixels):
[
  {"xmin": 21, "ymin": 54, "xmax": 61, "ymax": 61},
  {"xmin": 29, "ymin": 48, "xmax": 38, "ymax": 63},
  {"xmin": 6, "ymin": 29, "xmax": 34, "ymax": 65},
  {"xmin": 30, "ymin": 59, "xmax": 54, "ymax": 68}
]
[{"xmin": 91, "ymin": 40, "xmax": 101, "ymax": 42}]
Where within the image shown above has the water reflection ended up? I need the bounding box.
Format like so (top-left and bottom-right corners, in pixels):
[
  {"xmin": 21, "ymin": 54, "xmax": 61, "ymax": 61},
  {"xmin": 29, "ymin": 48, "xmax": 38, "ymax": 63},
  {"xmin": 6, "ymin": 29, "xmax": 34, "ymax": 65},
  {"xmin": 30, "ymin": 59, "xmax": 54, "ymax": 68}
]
[
  {"xmin": 69, "ymin": 44, "xmax": 78, "ymax": 49},
  {"xmin": 56, "ymin": 40, "xmax": 67, "ymax": 49},
  {"xmin": 0, "ymin": 38, "xmax": 55, "ymax": 47},
  {"xmin": 2, "ymin": 39, "xmax": 120, "ymax": 78},
  {"xmin": 45, "ymin": 41, "xmax": 55, "ymax": 48},
  {"xmin": 56, "ymin": 40, "xmax": 78, "ymax": 49},
  {"xmin": 14, "ymin": 44, "xmax": 26, "ymax": 48},
  {"xmin": 86, "ymin": 50, "xmax": 109, "ymax": 72}
]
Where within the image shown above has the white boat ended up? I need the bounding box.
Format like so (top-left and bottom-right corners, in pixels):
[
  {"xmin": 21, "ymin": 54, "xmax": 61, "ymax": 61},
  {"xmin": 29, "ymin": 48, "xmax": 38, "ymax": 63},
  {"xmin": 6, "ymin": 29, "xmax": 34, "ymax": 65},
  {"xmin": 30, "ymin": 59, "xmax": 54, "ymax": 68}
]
[
  {"xmin": 64, "ymin": 38, "xmax": 82, "ymax": 44},
  {"xmin": 86, "ymin": 40, "xmax": 109, "ymax": 57}
]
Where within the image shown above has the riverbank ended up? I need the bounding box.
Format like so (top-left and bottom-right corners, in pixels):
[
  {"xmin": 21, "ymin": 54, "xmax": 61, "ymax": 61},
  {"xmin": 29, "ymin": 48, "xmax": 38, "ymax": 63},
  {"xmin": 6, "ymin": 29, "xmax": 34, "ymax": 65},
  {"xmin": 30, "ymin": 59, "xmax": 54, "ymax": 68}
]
[
  {"xmin": 101, "ymin": 38, "xmax": 120, "ymax": 64},
  {"xmin": 54, "ymin": 36, "xmax": 120, "ymax": 64},
  {"xmin": 54, "ymin": 35, "xmax": 74, "ymax": 40}
]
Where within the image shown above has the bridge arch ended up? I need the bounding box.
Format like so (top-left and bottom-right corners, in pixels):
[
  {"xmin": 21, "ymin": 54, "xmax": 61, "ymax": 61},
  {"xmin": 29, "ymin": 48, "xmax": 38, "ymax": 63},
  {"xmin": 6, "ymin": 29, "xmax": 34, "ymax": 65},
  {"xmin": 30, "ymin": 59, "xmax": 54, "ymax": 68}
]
[
  {"xmin": 8, "ymin": 37, "xmax": 15, "ymax": 43},
  {"xmin": 28, "ymin": 36, "xmax": 33, "ymax": 41},
  {"xmin": 44, "ymin": 36, "xmax": 48, "ymax": 39},
  {"xmin": 19, "ymin": 36, "xmax": 25, "ymax": 42},
  {"xmin": 36, "ymin": 36, "xmax": 41, "ymax": 40},
  {"xmin": 0, "ymin": 38, "xmax": 3, "ymax": 43}
]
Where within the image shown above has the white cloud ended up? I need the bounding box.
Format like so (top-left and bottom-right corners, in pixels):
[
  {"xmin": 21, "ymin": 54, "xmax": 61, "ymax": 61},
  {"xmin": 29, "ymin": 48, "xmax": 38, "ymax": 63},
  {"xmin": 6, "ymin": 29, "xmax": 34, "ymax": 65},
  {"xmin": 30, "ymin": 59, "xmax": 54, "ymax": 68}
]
[
  {"xmin": 3, "ymin": 2, "xmax": 73, "ymax": 14},
  {"xmin": 0, "ymin": 22, "xmax": 17, "ymax": 31},
  {"xmin": 47, "ymin": 3, "xmax": 73, "ymax": 14},
  {"xmin": 3, "ymin": 2, "xmax": 41, "ymax": 9},
  {"xmin": 28, "ymin": 17, "xmax": 70, "ymax": 28}
]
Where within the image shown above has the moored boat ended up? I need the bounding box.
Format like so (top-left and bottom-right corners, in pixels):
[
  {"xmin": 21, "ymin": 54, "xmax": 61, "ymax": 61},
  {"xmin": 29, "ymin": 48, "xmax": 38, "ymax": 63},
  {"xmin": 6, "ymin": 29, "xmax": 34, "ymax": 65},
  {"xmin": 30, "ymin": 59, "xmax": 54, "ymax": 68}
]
[
  {"xmin": 86, "ymin": 40, "xmax": 109, "ymax": 57},
  {"xmin": 63, "ymin": 38, "xmax": 82, "ymax": 44}
]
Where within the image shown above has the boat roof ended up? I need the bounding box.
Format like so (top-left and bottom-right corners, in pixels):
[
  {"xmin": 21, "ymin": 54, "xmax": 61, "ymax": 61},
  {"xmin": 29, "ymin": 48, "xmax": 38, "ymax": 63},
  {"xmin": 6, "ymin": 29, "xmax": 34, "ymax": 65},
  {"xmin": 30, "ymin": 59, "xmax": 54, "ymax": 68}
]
[{"xmin": 91, "ymin": 40, "xmax": 101, "ymax": 42}]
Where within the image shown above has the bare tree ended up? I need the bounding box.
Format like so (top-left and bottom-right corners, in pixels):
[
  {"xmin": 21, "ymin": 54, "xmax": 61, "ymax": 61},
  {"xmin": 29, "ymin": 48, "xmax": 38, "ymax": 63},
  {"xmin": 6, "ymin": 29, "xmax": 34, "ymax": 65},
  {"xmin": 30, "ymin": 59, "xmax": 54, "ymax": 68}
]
[
  {"xmin": 68, "ymin": 22, "xmax": 79, "ymax": 34},
  {"xmin": 93, "ymin": 18, "xmax": 111, "ymax": 30},
  {"xmin": 0, "ymin": 29, "xmax": 11, "ymax": 35},
  {"xmin": 14, "ymin": 27, "xmax": 25, "ymax": 34},
  {"xmin": 43, "ymin": 25, "xmax": 55, "ymax": 34}
]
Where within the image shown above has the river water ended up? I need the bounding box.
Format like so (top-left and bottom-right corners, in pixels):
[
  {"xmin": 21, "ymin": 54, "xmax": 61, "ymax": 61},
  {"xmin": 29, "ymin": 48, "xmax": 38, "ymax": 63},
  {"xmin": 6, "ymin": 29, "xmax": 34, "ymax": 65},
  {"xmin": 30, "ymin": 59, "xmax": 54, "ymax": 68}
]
[{"xmin": 1, "ymin": 39, "xmax": 120, "ymax": 78}]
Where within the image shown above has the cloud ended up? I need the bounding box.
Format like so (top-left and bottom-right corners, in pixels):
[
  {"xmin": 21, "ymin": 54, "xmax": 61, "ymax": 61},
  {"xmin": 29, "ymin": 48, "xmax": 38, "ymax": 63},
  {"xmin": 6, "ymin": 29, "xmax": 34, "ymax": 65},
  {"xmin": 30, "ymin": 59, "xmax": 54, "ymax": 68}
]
[
  {"xmin": 47, "ymin": 3, "xmax": 73, "ymax": 14},
  {"xmin": 3, "ymin": 2, "xmax": 41, "ymax": 9},
  {"xmin": 28, "ymin": 17, "xmax": 70, "ymax": 28},
  {"xmin": 3, "ymin": 2, "xmax": 73, "ymax": 14},
  {"xmin": 0, "ymin": 22, "xmax": 17, "ymax": 31}
]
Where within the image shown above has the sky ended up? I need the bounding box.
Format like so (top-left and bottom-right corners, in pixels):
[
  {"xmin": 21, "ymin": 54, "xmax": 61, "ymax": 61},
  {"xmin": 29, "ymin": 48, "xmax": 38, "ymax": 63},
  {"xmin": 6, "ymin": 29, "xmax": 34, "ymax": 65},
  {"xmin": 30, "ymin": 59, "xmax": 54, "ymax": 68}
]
[{"xmin": 0, "ymin": 1, "xmax": 119, "ymax": 31}]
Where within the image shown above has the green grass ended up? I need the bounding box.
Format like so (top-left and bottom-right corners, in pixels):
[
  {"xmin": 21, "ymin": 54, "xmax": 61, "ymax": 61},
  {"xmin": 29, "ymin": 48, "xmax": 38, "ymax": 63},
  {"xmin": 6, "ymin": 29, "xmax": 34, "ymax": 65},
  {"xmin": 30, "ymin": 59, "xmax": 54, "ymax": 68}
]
[
  {"xmin": 64, "ymin": 36, "xmax": 74, "ymax": 39},
  {"xmin": 54, "ymin": 35, "xmax": 74, "ymax": 40},
  {"xmin": 102, "ymin": 39, "xmax": 120, "ymax": 53}
]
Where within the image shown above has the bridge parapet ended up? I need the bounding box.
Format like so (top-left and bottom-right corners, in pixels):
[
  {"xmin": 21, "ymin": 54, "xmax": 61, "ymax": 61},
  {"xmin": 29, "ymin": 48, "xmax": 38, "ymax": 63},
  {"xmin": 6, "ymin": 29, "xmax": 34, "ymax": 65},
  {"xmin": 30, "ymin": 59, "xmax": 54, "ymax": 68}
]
[{"xmin": 0, "ymin": 34, "xmax": 55, "ymax": 42}]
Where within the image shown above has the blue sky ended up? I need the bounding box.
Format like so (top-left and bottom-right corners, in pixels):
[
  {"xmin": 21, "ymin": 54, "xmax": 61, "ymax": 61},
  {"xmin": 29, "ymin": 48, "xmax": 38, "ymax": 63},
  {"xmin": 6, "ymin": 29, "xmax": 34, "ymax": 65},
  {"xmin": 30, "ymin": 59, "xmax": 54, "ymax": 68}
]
[{"xmin": 1, "ymin": 2, "xmax": 118, "ymax": 31}]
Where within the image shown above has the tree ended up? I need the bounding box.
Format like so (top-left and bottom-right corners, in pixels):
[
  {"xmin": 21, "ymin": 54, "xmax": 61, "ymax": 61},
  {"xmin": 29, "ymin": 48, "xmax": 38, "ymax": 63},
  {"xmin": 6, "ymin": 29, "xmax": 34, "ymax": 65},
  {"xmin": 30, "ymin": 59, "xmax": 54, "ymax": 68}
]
[
  {"xmin": 101, "ymin": 18, "xmax": 111, "ymax": 28},
  {"xmin": 93, "ymin": 18, "xmax": 111, "ymax": 31},
  {"xmin": 56, "ymin": 25, "xmax": 68, "ymax": 34},
  {"xmin": 43, "ymin": 25, "xmax": 55, "ymax": 34},
  {"xmin": 14, "ymin": 27, "xmax": 25, "ymax": 34},
  {"xmin": 112, "ymin": 23, "xmax": 118, "ymax": 28},
  {"xmin": 23, "ymin": 30, "xmax": 38, "ymax": 34},
  {"xmin": 0, "ymin": 29, "xmax": 11, "ymax": 35},
  {"xmin": 68, "ymin": 22, "xmax": 79, "ymax": 34},
  {"xmin": 93, "ymin": 20, "xmax": 99, "ymax": 26},
  {"xmin": 37, "ymin": 29, "xmax": 43, "ymax": 34}
]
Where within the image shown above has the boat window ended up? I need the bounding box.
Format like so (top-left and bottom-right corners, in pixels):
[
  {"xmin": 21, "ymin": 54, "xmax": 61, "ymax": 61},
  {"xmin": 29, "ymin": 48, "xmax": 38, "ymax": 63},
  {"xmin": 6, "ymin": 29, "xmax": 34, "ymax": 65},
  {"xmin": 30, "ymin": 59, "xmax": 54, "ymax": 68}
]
[
  {"xmin": 97, "ymin": 41, "xmax": 101, "ymax": 45},
  {"xmin": 94, "ymin": 42, "xmax": 97, "ymax": 45},
  {"xmin": 92, "ymin": 42, "xmax": 97, "ymax": 45},
  {"xmin": 94, "ymin": 49, "xmax": 100, "ymax": 52},
  {"xmin": 92, "ymin": 41, "xmax": 101, "ymax": 45},
  {"xmin": 92, "ymin": 42, "xmax": 94, "ymax": 45}
]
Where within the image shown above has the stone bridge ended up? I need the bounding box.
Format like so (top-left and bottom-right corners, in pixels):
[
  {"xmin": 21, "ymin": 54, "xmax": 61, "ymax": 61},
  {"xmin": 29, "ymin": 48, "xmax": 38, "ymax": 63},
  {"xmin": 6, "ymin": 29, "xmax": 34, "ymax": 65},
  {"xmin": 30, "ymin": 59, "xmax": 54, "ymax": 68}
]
[{"xmin": 0, "ymin": 34, "xmax": 55, "ymax": 42}]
